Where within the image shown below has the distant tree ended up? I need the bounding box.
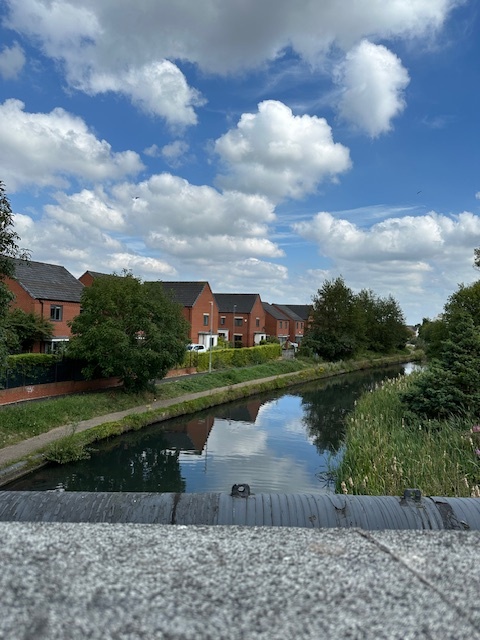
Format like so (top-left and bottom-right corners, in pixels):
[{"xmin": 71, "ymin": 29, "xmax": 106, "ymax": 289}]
[
  {"xmin": 444, "ymin": 280, "xmax": 480, "ymax": 326},
  {"xmin": 0, "ymin": 181, "xmax": 28, "ymax": 367},
  {"xmin": 302, "ymin": 277, "xmax": 408, "ymax": 361},
  {"xmin": 417, "ymin": 317, "xmax": 448, "ymax": 359},
  {"xmin": 356, "ymin": 290, "xmax": 409, "ymax": 353},
  {"xmin": 302, "ymin": 277, "xmax": 362, "ymax": 360},
  {"xmin": 5, "ymin": 309, "xmax": 54, "ymax": 354},
  {"xmin": 68, "ymin": 273, "xmax": 189, "ymax": 391}
]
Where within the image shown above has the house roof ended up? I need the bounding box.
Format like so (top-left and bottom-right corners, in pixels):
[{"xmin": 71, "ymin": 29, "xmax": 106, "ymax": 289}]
[
  {"xmin": 10, "ymin": 259, "xmax": 84, "ymax": 303},
  {"xmin": 262, "ymin": 302, "xmax": 288, "ymax": 321},
  {"xmin": 151, "ymin": 282, "xmax": 209, "ymax": 307},
  {"xmin": 283, "ymin": 304, "xmax": 311, "ymax": 321},
  {"xmin": 272, "ymin": 304, "xmax": 303, "ymax": 322},
  {"xmin": 81, "ymin": 270, "xmax": 110, "ymax": 279},
  {"xmin": 214, "ymin": 293, "xmax": 260, "ymax": 314}
]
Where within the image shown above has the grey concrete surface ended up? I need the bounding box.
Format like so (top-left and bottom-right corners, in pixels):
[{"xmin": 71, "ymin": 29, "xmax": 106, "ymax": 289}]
[{"xmin": 1, "ymin": 522, "xmax": 479, "ymax": 640}]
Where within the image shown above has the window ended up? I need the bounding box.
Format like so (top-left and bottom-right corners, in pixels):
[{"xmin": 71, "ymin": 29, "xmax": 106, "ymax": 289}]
[
  {"xmin": 220, "ymin": 316, "xmax": 226, "ymax": 325},
  {"xmin": 256, "ymin": 317, "xmax": 260, "ymax": 327},
  {"xmin": 203, "ymin": 314, "xmax": 209, "ymax": 326},
  {"xmin": 234, "ymin": 317, "xmax": 243, "ymax": 327},
  {"xmin": 279, "ymin": 320, "xmax": 282, "ymax": 329},
  {"xmin": 50, "ymin": 305, "xmax": 63, "ymax": 321}
]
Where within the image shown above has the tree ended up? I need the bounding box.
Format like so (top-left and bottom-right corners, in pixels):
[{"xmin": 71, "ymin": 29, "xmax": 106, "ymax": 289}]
[
  {"xmin": 302, "ymin": 277, "xmax": 362, "ymax": 360},
  {"xmin": 68, "ymin": 273, "xmax": 190, "ymax": 391},
  {"xmin": 4, "ymin": 309, "xmax": 54, "ymax": 354},
  {"xmin": 302, "ymin": 277, "xmax": 408, "ymax": 361},
  {"xmin": 0, "ymin": 181, "xmax": 28, "ymax": 367},
  {"xmin": 401, "ymin": 312, "xmax": 480, "ymax": 420}
]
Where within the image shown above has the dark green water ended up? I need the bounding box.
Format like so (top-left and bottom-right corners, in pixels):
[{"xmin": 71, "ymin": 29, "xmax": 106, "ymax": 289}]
[{"xmin": 7, "ymin": 363, "xmax": 418, "ymax": 494}]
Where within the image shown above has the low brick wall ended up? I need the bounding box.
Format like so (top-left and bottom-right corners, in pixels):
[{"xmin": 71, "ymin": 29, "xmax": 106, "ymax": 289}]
[
  {"xmin": 0, "ymin": 377, "xmax": 123, "ymax": 406},
  {"xmin": 0, "ymin": 366, "xmax": 198, "ymax": 406}
]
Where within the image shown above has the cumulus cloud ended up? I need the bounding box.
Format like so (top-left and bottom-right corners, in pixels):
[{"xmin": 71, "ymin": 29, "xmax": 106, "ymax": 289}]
[
  {"xmin": 294, "ymin": 210, "xmax": 480, "ymax": 262},
  {"xmin": 0, "ymin": 99, "xmax": 143, "ymax": 191},
  {"xmin": 0, "ymin": 42, "xmax": 25, "ymax": 79},
  {"xmin": 87, "ymin": 61, "xmax": 203, "ymax": 126},
  {"xmin": 3, "ymin": 0, "xmax": 457, "ymax": 120},
  {"xmin": 294, "ymin": 209, "xmax": 480, "ymax": 320},
  {"xmin": 112, "ymin": 174, "xmax": 276, "ymax": 238},
  {"xmin": 215, "ymin": 100, "xmax": 351, "ymax": 201},
  {"xmin": 334, "ymin": 40, "xmax": 410, "ymax": 137}
]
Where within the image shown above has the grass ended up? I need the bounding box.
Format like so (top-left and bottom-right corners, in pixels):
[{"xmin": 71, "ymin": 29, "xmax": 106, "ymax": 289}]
[
  {"xmin": 335, "ymin": 372, "xmax": 480, "ymax": 497},
  {"xmin": 0, "ymin": 359, "xmax": 310, "ymax": 450}
]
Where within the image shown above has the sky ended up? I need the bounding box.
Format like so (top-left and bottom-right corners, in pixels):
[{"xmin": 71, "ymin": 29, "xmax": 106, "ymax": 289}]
[{"xmin": 0, "ymin": 0, "xmax": 479, "ymax": 325}]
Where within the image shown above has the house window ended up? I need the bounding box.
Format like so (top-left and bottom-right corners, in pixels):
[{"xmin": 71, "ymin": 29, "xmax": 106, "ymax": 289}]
[
  {"xmin": 203, "ymin": 314, "xmax": 209, "ymax": 326},
  {"xmin": 234, "ymin": 317, "xmax": 243, "ymax": 327},
  {"xmin": 279, "ymin": 320, "xmax": 282, "ymax": 329},
  {"xmin": 50, "ymin": 305, "xmax": 63, "ymax": 321},
  {"xmin": 256, "ymin": 317, "xmax": 260, "ymax": 327},
  {"xmin": 220, "ymin": 316, "xmax": 226, "ymax": 325}
]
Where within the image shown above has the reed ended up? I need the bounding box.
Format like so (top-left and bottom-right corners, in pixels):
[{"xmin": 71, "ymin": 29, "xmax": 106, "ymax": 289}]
[{"xmin": 335, "ymin": 373, "xmax": 480, "ymax": 497}]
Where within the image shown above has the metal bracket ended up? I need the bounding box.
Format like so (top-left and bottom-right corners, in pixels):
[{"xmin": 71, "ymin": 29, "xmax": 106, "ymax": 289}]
[{"xmin": 231, "ymin": 484, "xmax": 251, "ymax": 498}]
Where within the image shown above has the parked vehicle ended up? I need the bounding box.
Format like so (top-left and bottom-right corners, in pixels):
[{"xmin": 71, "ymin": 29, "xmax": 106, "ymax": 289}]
[{"xmin": 186, "ymin": 344, "xmax": 207, "ymax": 352}]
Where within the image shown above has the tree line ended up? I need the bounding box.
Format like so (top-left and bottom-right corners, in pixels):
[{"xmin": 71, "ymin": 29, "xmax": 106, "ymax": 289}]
[{"xmin": 301, "ymin": 276, "xmax": 410, "ymax": 361}]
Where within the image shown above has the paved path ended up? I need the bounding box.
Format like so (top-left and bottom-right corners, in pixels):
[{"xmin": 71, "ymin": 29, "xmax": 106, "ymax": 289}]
[{"xmin": 0, "ymin": 374, "xmax": 295, "ymax": 469}]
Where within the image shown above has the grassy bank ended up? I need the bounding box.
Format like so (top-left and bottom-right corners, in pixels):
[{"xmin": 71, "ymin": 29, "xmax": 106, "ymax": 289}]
[
  {"xmin": 335, "ymin": 372, "xmax": 480, "ymax": 497},
  {"xmin": 0, "ymin": 359, "xmax": 308, "ymax": 450}
]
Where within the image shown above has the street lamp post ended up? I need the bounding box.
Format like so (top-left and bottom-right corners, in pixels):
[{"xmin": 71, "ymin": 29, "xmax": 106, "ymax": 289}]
[
  {"xmin": 209, "ymin": 301, "xmax": 213, "ymax": 373},
  {"xmin": 233, "ymin": 304, "xmax": 236, "ymax": 348}
]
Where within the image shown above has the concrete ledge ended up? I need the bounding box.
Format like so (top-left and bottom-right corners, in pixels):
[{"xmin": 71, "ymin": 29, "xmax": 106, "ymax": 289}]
[{"xmin": 1, "ymin": 522, "xmax": 479, "ymax": 639}]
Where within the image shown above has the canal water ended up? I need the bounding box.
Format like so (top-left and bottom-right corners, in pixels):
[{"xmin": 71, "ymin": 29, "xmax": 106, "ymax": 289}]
[{"xmin": 7, "ymin": 363, "xmax": 418, "ymax": 494}]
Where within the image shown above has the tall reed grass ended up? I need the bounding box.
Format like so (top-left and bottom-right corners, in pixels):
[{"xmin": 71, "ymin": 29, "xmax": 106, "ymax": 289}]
[{"xmin": 335, "ymin": 373, "xmax": 480, "ymax": 497}]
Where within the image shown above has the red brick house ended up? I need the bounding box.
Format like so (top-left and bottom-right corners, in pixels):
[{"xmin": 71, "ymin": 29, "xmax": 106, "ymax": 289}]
[
  {"xmin": 5, "ymin": 259, "xmax": 84, "ymax": 353},
  {"xmin": 153, "ymin": 281, "xmax": 219, "ymax": 349},
  {"xmin": 262, "ymin": 302, "xmax": 290, "ymax": 345},
  {"xmin": 272, "ymin": 304, "xmax": 307, "ymax": 344},
  {"xmin": 78, "ymin": 270, "xmax": 109, "ymax": 287},
  {"xmin": 214, "ymin": 293, "xmax": 266, "ymax": 348}
]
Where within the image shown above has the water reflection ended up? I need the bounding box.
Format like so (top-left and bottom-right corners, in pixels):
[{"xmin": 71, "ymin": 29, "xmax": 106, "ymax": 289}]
[{"xmin": 6, "ymin": 363, "xmax": 412, "ymax": 494}]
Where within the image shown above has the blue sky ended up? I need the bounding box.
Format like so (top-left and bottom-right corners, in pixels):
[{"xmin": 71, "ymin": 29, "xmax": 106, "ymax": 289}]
[{"xmin": 1, "ymin": 0, "xmax": 479, "ymax": 324}]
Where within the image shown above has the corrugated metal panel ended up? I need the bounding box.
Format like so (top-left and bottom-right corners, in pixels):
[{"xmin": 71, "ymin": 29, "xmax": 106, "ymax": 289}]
[{"xmin": 0, "ymin": 491, "xmax": 479, "ymax": 530}]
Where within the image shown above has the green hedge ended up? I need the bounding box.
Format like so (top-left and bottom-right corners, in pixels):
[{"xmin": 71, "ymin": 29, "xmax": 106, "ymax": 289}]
[
  {"xmin": 185, "ymin": 343, "xmax": 282, "ymax": 372},
  {"xmin": 5, "ymin": 353, "xmax": 59, "ymax": 374}
]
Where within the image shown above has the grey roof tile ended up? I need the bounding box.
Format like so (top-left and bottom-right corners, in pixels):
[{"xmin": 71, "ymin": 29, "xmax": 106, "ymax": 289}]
[{"xmin": 11, "ymin": 259, "xmax": 84, "ymax": 303}]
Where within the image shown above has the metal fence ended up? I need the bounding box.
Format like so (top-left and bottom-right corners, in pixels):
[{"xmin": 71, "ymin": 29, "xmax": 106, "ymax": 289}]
[{"xmin": 0, "ymin": 359, "xmax": 88, "ymax": 390}]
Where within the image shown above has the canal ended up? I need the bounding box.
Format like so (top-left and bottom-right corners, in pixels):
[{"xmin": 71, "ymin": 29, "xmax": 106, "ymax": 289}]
[{"xmin": 6, "ymin": 363, "xmax": 418, "ymax": 494}]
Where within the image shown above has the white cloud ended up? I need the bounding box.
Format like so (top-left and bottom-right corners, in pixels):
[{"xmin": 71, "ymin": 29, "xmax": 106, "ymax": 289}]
[
  {"xmin": 215, "ymin": 100, "xmax": 351, "ymax": 201},
  {"xmin": 0, "ymin": 99, "xmax": 143, "ymax": 191},
  {"xmin": 87, "ymin": 61, "xmax": 203, "ymax": 126},
  {"xmin": 476, "ymin": 192, "xmax": 480, "ymax": 200},
  {"xmin": 294, "ymin": 210, "xmax": 480, "ymax": 262},
  {"xmin": 3, "ymin": 0, "xmax": 457, "ymax": 121},
  {"xmin": 334, "ymin": 40, "xmax": 410, "ymax": 137},
  {"xmin": 161, "ymin": 140, "xmax": 190, "ymax": 165},
  {"xmin": 294, "ymin": 209, "xmax": 480, "ymax": 321},
  {"xmin": 0, "ymin": 42, "xmax": 25, "ymax": 79}
]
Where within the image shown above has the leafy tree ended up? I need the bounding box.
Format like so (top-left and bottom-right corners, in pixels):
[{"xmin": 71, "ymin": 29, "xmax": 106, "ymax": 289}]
[
  {"xmin": 302, "ymin": 277, "xmax": 361, "ymax": 360},
  {"xmin": 0, "ymin": 181, "xmax": 28, "ymax": 367},
  {"xmin": 417, "ymin": 317, "xmax": 448, "ymax": 359},
  {"xmin": 68, "ymin": 273, "xmax": 189, "ymax": 391},
  {"xmin": 302, "ymin": 278, "xmax": 408, "ymax": 360},
  {"xmin": 444, "ymin": 280, "xmax": 480, "ymax": 326},
  {"xmin": 4, "ymin": 309, "xmax": 54, "ymax": 354}
]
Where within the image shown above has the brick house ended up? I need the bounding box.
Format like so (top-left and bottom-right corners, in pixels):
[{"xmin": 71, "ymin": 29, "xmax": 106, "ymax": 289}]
[
  {"xmin": 5, "ymin": 259, "xmax": 84, "ymax": 353},
  {"xmin": 272, "ymin": 304, "xmax": 308, "ymax": 344},
  {"xmin": 262, "ymin": 302, "xmax": 290, "ymax": 345},
  {"xmin": 78, "ymin": 270, "xmax": 109, "ymax": 287},
  {"xmin": 152, "ymin": 281, "xmax": 219, "ymax": 349},
  {"xmin": 214, "ymin": 293, "xmax": 266, "ymax": 348}
]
